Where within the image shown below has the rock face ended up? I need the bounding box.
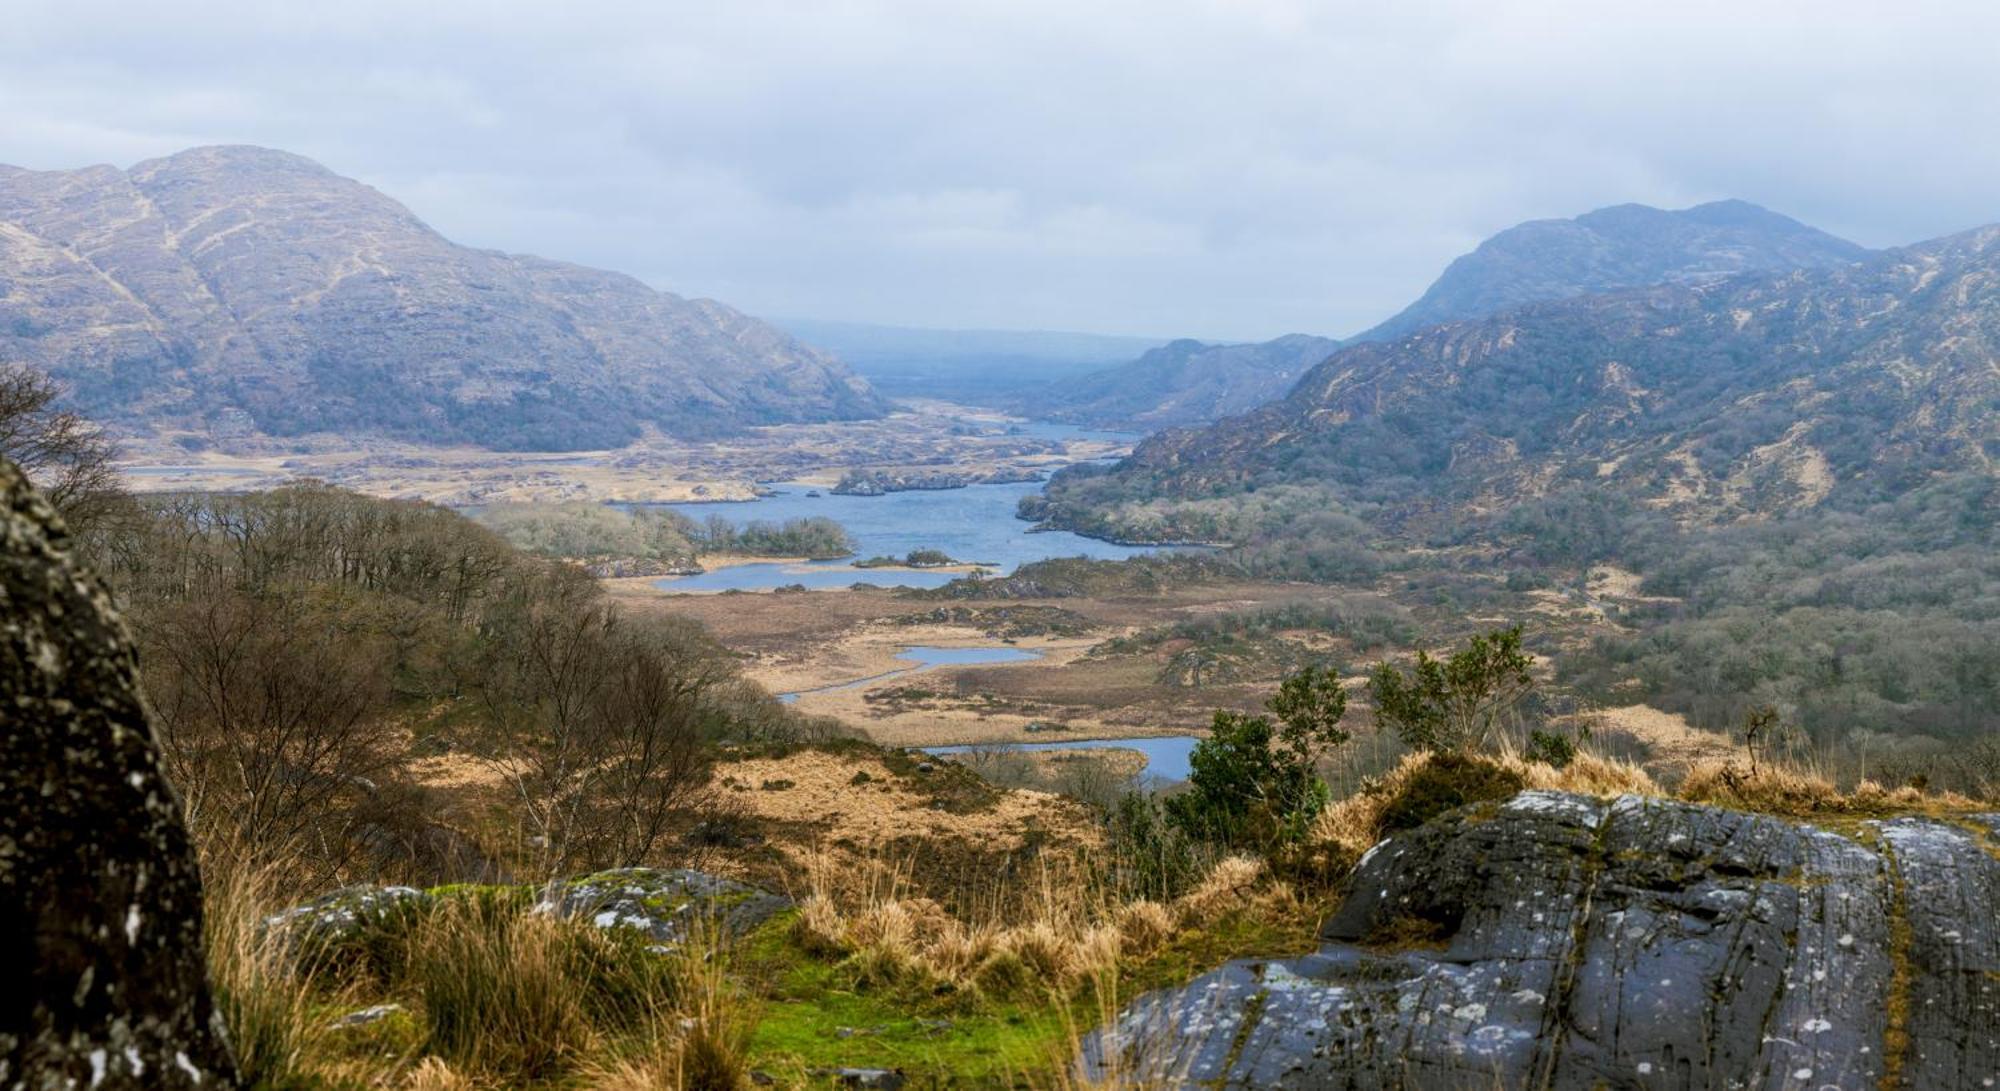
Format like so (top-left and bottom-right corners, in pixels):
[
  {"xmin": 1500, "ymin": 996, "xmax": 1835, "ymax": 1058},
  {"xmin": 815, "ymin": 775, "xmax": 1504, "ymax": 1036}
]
[
  {"xmin": 0, "ymin": 459, "xmax": 238, "ymax": 1089},
  {"xmin": 1086, "ymin": 790, "xmax": 2000, "ymax": 1089},
  {"xmin": 0, "ymin": 145, "xmax": 885, "ymax": 450}
]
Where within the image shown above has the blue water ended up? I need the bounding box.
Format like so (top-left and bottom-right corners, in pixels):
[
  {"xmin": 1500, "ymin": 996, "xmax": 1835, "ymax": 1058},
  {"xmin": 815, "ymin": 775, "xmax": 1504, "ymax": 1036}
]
[
  {"xmin": 899, "ymin": 645, "xmax": 1045, "ymax": 667},
  {"xmin": 777, "ymin": 644, "xmax": 1044, "ymax": 703},
  {"xmin": 927, "ymin": 735, "xmax": 1201, "ymax": 782},
  {"xmin": 650, "ymin": 475, "xmax": 1164, "ymax": 593}
]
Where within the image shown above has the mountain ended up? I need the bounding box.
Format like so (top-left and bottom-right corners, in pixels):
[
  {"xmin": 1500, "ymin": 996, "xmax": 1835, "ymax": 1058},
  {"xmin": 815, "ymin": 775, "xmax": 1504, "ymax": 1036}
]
[
  {"xmin": 0, "ymin": 146, "xmax": 885, "ymax": 450},
  {"xmin": 1022, "ymin": 334, "xmax": 1341, "ymax": 430},
  {"xmin": 1023, "ymin": 200, "xmax": 1861, "ymax": 433},
  {"xmin": 1036, "ymin": 224, "xmax": 2000, "ymax": 538},
  {"xmin": 775, "ymin": 318, "xmax": 1162, "ymax": 402},
  {"xmin": 1353, "ymin": 198, "xmax": 1872, "ymax": 343}
]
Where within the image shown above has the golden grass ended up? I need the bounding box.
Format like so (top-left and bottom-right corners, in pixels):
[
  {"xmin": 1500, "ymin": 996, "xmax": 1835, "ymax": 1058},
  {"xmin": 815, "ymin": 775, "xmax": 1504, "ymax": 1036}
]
[
  {"xmin": 1171, "ymin": 855, "xmax": 1267, "ymax": 924},
  {"xmin": 786, "ymin": 848, "xmax": 1274, "ymax": 1000},
  {"xmin": 1311, "ymin": 748, "xmax": 1663, "ymax": 857},
  {"xmin": 203, "ymin": 864, "xmax": 374, "ymax": 1090},
  {"xmin": 1676, "ymin": 760, "xmax": 1980, "ymax": 817}
]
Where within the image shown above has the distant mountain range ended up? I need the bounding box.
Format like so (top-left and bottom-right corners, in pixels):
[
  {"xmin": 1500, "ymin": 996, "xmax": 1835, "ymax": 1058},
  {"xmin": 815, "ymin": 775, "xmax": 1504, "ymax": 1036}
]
[
  {"xmin": 1028, "ymin": 200, "xmax": 1875, "ymax": 431},
  {"xmin": 1023, "ymin": 334, "xmax": 1340, "ymax": 429},
  {"xmin": 1037, "ymin": 222, "xmax": 2000, "ymax": 537},
  {"xmin": 776, "ymin": 318, "xmax": 1163, "ymax": 402},
  {"xmin": 0, "ymin": 146, "xmax": 884, "ymax": 450}
]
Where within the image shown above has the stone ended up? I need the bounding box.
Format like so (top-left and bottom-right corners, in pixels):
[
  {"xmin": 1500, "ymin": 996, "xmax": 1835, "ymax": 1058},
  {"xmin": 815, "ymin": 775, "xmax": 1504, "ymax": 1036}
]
[
  {"xmin": 531, "ymin": 867, "xmax": 789, "ymax": 945},
  {"xmin": 260, "ymin": 885, "xmax": 434, "ymax": 956},
  {"xmin": 0, "ymin": 458, "xmax": 240, "ymax": 1088},
  {"xmin": 1085, "ymin": 789, "xmax": 2000, "ymax": 1089},
  {"xmin": 808, "ymin": 1067, "xmax": 906, "ymax": 1089},
  {"xmin": 329, "ymin": 1003, "xmax": 404, "ymax": 1029}
]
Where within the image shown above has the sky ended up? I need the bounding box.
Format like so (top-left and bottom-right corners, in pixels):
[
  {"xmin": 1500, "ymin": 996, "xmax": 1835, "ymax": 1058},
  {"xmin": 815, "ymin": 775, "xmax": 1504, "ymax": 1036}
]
[{"xmin": 5, "ymin": 1, "xmax": 1999, "ymax": 342}]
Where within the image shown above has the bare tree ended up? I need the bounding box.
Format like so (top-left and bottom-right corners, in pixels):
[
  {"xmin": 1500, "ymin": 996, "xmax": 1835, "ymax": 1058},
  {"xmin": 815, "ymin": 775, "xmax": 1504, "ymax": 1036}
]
[
  {"xmin": 0, "ymin": 364, "xmax": 121, "ymax": 532},
  {"xmin": 476, "ymin": 577, "xmax": 721, "ymax": 875},
  {"xmin": 139, "ymin": 588, "xmax": 398, "ymax": 884}
]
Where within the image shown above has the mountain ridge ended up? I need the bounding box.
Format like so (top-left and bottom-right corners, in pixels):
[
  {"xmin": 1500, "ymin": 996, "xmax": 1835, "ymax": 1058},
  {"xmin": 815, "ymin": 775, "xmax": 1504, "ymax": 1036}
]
[
  {"xmin": 1352, "ymin": 197, "xmax": 1872, "ymax": 343},
  {"xmin": 1023, "ymin": 199, "xmax": 1866, "ymax": 432},
  {"xmin": 0, "ymin": 145, "xmax": 885, "ymax": 450},
  {"xmin": 1035, "ymin": 221, "xmax": 2000, "ymax": 538}
]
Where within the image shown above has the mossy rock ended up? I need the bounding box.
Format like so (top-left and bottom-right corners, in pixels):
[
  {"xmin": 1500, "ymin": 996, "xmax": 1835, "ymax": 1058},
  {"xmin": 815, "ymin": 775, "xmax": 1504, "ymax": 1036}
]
[
  {"xmin": 1373, "ymin": 754, "xmax": 1527, "ymax": 835},
  {"xmin": 533, "ymin": 867, "xmax": 790, "ymax": 945}
]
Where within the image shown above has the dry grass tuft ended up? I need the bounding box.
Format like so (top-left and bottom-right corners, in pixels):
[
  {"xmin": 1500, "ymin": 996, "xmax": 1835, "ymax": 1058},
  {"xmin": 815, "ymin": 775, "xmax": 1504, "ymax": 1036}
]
[
  {"xmin": 1312, "ymin": 748, "xmax": 1662, "ymax": 857},
  {"xmin": 203, "ymin": 863, "xmax": 375, "ymax": 1091},
  {"xmin": 1173, "ymin": 856, "xmax": 1266, "ymax": 924},
  {"xmin": 1113, "ymin": 900, "xmax": 1175, "ymax": 956},
  {"xmin": 1677, "ymin": 760, "xmax": 1978, "ymax": 817},
  {"xmin": 790, "ymin": 848, "xmax": 1163, "ymax": 997},
  {"xmin": 402, "ymin": 1057, "xmax": 480, "ymax": 1091},
  {"xmin": 403, "ymin": 901, "xmax": 601, "ymax": 1079}
]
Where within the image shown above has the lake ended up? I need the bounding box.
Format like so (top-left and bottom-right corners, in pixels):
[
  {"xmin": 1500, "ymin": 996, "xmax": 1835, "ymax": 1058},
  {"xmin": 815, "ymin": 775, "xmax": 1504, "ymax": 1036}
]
[
  {"xmin": 650, "ymin": 475, "xmax": 1164, "ymax": 593},
  {"xmin": 926, "ymin": 735, "xmax": 1201, "ymax": 782}
]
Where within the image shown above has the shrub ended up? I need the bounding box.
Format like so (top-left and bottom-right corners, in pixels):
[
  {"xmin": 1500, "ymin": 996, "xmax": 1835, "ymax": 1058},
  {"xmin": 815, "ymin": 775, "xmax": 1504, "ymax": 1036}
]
[
  {"xmin": 1368, "ymin": 627, "xmax": 1535, "ymax": 753},
  {"xmin": 1166, "ymin": 664, "xmax": 1350, "ymax": 848}
]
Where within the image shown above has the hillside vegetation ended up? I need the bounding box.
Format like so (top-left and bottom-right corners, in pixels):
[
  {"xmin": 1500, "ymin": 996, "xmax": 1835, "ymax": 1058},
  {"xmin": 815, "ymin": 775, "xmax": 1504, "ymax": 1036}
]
[{"xmin": 1031, "ymin": 227, "xmax": 2000, "ymax": 758}]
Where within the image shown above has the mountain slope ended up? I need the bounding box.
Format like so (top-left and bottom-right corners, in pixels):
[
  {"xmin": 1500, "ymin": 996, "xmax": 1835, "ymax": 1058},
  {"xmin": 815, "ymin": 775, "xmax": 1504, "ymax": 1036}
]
[
  {"xmin": 1037, "ymin": 224, "xmax": 2000, "ymax": 537},
  {"xmin": 1353, "ymin": 198, "xmax": 1872, "ymax": 343},
  {"xmin": 1022, "ymin": 334, "xmax": 1340, "ymax": 430},
  {"xmin": 0, "ymin": 146, "xmax": 885, "ymax": 450},
  {"xmin": 1023, "ymin": 200, "xmax": 1860, "ymax": 433}
]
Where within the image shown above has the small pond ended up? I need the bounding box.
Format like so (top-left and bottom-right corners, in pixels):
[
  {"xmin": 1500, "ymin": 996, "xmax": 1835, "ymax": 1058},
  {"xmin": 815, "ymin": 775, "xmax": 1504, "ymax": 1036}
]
[{"xmin": 777, "ymin": 644, "xmax": 1043, "ymax": 703}]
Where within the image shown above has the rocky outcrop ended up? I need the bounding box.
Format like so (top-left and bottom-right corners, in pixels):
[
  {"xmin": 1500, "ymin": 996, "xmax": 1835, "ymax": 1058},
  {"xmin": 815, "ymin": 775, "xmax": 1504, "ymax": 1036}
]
[
  {"xmin": 1086, "ymin": 790, "xmax": 2000, "ymax": 1089},
  {"xmin": 258, "ymin": 869, "xmax": 790, "ymax": 958},
  {"xmin": 0, "ymin": 459, "xmax": 238, "ymax": 1089}
]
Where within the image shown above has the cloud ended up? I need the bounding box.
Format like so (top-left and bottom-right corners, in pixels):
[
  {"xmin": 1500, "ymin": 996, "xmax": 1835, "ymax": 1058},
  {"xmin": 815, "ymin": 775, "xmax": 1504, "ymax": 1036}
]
[{"xmin": 3, "ymin": 0, "xmax": 1997, "ymax": 339}]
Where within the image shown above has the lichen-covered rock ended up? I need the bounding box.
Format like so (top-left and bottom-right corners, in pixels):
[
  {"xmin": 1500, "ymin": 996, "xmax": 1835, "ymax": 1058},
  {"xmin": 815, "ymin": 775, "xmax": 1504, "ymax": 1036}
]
[
  {"xmin": 260, "ymin": 885, "xmax": 434, "ymax": 954},
  {"xmin": 0, "ymin": 459, "xmax": 239, "ymax": 1089},
  {"xmin": 532, "ymin": 867, "xmax": 790, "ymax": 945},
  {"xmin": 1085, "ymin": 790, "xmax": 2000, "ymax": 1089}
]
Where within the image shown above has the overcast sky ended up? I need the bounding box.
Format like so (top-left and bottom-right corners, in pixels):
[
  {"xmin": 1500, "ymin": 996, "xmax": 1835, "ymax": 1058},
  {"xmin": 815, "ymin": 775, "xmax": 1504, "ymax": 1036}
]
[{"xmin": 4, "ymin": 1, "xmax": 1997, "ymax": 341}]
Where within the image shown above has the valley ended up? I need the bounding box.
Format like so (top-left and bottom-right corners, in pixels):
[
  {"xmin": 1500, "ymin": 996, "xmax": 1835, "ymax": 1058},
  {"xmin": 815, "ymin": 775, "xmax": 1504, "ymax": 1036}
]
[
  {"xmin": 110, "ymin": 399, "xmax": 1132, "ymax": 505},
  {"xmin": 7, "ymin": 120, "xmax": 1996, "ymax": 1087}
]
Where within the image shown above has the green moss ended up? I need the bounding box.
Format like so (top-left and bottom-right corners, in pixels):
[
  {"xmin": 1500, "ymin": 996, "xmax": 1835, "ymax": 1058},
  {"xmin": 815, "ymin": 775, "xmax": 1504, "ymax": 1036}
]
[{"xmin": 1374, "ymin": 753, "xmax": 1527, "ymax": 835}]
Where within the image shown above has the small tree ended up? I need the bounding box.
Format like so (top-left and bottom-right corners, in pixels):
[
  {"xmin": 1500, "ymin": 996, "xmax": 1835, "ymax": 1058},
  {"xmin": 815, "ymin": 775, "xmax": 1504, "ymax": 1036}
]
[
  {"xmin": 1739, "ymin": 705, "xmax": 1782, "ymax": 775},
  {"xmin": 0, "ymin": 364, "xmax": 122, "ymax": 533},
  {"xmin": 1167, "ymin": 664, "xmax": 1350, "ymax": 846},
  {"xmin": 1368, "ymin": 627, "xmax": 1535, "ymax": 753}
]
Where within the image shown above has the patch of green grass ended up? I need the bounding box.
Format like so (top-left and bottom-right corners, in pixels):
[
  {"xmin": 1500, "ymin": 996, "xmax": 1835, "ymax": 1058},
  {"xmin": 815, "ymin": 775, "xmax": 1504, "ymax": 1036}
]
[
  {"xmin": 737, "ymin": 915, "xmax": 1074, "ymax": 1085},
  {"xmin": 733, "ymin": 902, "xmax": 1324, "ymax": 1086}
]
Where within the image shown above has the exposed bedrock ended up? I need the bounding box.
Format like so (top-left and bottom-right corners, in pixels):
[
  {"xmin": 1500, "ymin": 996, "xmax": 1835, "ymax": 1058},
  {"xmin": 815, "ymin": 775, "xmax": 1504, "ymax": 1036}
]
[{"xmin": 1085, "ymin": 790, "xmax": 2000, "ymax": 1089}]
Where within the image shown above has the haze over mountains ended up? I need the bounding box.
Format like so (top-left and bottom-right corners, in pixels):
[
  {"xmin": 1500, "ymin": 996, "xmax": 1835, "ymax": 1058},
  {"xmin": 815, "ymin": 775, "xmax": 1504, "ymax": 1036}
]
[
  {"xmin": 0, "ymin": 146, "xmax": 885, "ymax": 451},
  {"xmin": 776, "ymin": 318, "xmax": 1163, "ymax": 403},
  {"xmin": 1037, "ymin": 222, "xmax": 2000, "ymax": 540},
  {"xmin": 1025, "ymin": 334, "xmax": 1340, "ymax": 430},
  {"xmin": 1035, "ymin": 200, "xmax": 1877, "ymax": 430}
]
